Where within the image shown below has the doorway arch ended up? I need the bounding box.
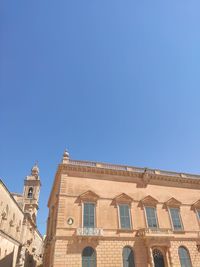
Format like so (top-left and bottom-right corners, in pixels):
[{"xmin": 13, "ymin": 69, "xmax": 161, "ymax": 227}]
[
  {"xmin": 82, "ymin": 246, "xmax": 96, "ymax": 267},
  {"xmin": 153, "ymin": 249, "xmax": 165, "ymax": 267},
  {"xmin": 122, "ymin": 246, "xmax": 135, "ymax": 267}
]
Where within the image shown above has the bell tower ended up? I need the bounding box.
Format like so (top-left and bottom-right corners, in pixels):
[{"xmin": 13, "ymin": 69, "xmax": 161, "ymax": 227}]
[{"xmin": 23, "ymin": 164, "xmax": 41, "ymax": 224}]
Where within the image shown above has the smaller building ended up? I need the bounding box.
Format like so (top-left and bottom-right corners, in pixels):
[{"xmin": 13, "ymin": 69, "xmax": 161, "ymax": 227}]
[{"xmin": 0, "ymin": 164, "xmax": 43, "ymax": 267}]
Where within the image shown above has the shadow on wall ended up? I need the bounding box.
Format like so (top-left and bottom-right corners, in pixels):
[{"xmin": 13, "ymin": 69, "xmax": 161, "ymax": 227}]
[
  {"xmin": 24, "ymin": 250, "xmax": 37, "ymax": 267},
  {"xmin": 0, "ymin": 251, "xmax": 13, "ymax": 267}
]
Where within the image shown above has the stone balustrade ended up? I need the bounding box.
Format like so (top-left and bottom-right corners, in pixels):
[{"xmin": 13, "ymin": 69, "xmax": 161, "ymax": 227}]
[
  {"xmin": 76, "ymin": 227, "xmax": 103, "ymax": 237},
  {"xmin": 137, "ymin": 228, "xmax": 173, "ymax": 237},
  {"xmin": 68, "ymin": 160, "xmax": 200, "ymax": 180}
]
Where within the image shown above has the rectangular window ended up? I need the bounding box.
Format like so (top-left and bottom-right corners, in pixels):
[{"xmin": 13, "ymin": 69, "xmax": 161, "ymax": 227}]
[
  {"xmin": 169, "ymin": 208, "xmax": 183, "ymax": 231},
  {"xmin": 145, "ymin": 207, "xmax": 158, "ymax": 229},
  {"xmin": 119, "ymin": 204, "xmax": 131, "ymax": 229},
  {"xmin": 83, "ymin": 203, "xmax": 95, "ymax": 228}
]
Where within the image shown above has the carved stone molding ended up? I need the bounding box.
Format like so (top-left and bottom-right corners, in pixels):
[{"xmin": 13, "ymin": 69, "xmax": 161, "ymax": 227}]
[
  {"xmin": 164, "ymin": 197, "xmax": 182, "ymax": 208},
  {"xmin": 191, "ymin": 200, "xmax": 200, "ymax": 210},
  {"xmin": 76, "ymin": 190, "xmax": 99, "ymax": 204},
  {"xmin": 111, "ymin": 193, "xmax": 133, "ymax": 206},
  {"xmin": 140, "ymin": 195, "xmax": 159, "ymax": 207}
]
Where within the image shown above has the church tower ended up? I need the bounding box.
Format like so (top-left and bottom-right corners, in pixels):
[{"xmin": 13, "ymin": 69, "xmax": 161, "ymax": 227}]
[{"xmin": 23, "ymin": 164, "xmax": 41, "ymax": 224}]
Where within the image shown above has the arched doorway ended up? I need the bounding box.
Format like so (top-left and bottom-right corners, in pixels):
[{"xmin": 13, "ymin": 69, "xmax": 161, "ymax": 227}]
[
  {"xmin": 123, "ymin": 246, "xmax": 135, "ymax": 267},
  {"xmin": 82, "ymin": 247, "xmax": 96, "ymax": 267},
  {"xmin": 153, "ymin": 249, "xmax": 165, "ymax": 267}
]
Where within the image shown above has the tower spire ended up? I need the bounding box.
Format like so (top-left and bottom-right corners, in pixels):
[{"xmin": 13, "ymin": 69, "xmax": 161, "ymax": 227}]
[{"xmin": 31, "ymin": 162, "xmax": 39, "ymax": 178}]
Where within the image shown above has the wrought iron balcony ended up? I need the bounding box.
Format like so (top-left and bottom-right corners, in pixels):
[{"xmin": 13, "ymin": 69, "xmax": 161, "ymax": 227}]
[{"xmin": 76, "ymin": 227, "xmax": 103, "ymax": 237}]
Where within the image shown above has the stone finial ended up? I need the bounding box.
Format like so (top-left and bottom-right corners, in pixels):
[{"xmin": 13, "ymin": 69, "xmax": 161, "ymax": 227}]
[
  {"xmin": 62, "ymin": 149, "xmax": 70, "ymax": 164},
  {"xmin": 31, "ymin": 163, "xmax": 39, "ymax": 177}
]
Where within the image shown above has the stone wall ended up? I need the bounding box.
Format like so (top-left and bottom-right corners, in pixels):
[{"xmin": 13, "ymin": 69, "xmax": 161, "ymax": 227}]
[
  {"xmin": 0, "ymin": 178, "xmax": 43, "ymax": 267},
  {"xmin": 0, "ymin": 181, "xmax": 24, "ymax": 267}
]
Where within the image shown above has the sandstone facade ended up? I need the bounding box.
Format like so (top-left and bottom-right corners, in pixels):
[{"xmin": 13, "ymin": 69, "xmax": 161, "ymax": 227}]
[
  {"xmin": 44, "ymin": 151, "xmax": 200, "ymax": 267},
  {"xmin": 0, "ymin": 165, "xmax": 43, "ymax": 267}
]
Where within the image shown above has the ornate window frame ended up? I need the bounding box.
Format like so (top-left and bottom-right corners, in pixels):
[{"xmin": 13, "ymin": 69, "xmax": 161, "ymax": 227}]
[
  {"xmin": 140, "ymin": 195, "xmax": 159, "ymax": 229},
  {"xmin": 112, "ymin": 193, "xmax": 133, "ymax": 231},
  {"xmin": 164, "ymin": 198, "xmax": 184, "ymax": 232},
  {"xmin": 77, "ymin": 191, "xmax": 99, "ymax": 228}
]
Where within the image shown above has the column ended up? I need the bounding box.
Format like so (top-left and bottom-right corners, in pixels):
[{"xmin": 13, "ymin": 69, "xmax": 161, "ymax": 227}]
[
  {"xmin": 147, "ymin": 247, "xmax": 154, "ymax": 267},
  {"xmin": 166, "ymin": 247, "xmax": 173, "ymax": 267}
]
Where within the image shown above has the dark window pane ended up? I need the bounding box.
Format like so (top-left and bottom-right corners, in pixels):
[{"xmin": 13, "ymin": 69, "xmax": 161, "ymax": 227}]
[
  {"xmin": 82, "ymin": 247, "xmax": 96, "ymax": 267},
  {"xmin": 153, "ymin": 249, "xmax": 165, "ymax": 267},
  {"xmin": 197, "ymin": 210, "xmax": 200, "ymax": 220},
  {"xmin": 119, "ymin": 205, "xmax": 131, "ymax": 229},
  {"xmin": 145, "ymin": 207, "xmax": 158, "ymax": 229},
  {"xmin": 170, "ymin": 208, "xmax": 183, "ymax": 230},
  {"xmin": 178, "ymin": 247, "xmax": 192, "ymax": 267},
  {"xmin": 27, "ymin": 187, "xmax": 33, "ymax": 198},
  {"xmin": 123, "ymin": 247, "xmax": 135, "ymax": 267},
  {"xmin": 83, "ymin": 203, "xmax": 95, "ymax": 228}
]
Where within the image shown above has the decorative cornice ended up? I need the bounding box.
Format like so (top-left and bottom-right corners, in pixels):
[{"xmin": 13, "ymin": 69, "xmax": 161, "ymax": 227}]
[{"xmin": 58, "ymin": 160, "xmax": 200, "ymax": 188}]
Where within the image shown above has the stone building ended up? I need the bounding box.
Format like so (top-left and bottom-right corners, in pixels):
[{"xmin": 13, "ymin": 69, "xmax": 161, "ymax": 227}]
[
  {"xmin": 0, "ymin": 165, "xmax": 43, "ymax": 267},
  {"xmin": 44, "ymin": 151, "xmax": 200, "ymax": 267}
]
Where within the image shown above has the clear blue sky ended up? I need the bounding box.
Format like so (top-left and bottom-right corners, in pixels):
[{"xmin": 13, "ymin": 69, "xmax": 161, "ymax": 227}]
[{"xmin": 1, "ymin": 1, "xmax": 200, "ymax": 235}]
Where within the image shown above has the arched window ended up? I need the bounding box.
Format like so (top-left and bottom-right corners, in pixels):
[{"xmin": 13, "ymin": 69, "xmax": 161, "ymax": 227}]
[
  {"xmin": 153, "ymin": 249, "xmax": 165, "ymax": 267},
  {"xmin": 82, "ymin": 247, "xmax": 96, "ymax": 267},
  {"xmin": 123, "ymin": 246, "xmax": 135, "ymax": 267},
  {"xmin": 178, "ymin": 246, "xmax": 192, "ymax": 267},
  {"xmin": 27, "ymin": 187, "xmax": 33, "ymax": 198}
]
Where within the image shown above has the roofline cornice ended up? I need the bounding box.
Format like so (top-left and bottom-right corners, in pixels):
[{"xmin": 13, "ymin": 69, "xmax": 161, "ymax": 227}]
[
  {"xmin": 59, "ymin": 160, "xmax": 200, "ymax": 187},
  {"xmin": 48, "ymin": 159, "xmax": 200, "ymax": 206}
]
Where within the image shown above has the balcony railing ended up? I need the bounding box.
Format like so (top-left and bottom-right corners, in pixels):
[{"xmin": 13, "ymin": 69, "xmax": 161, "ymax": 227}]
[
  {"xmin": 76, "ymin": 227, "xmax": 103, "ymax": 237},
  {"xmin": 137, "ymin": 228, "xmax": 173, "ymax": 237},
  {"xmin": 68, "ymin": 160, "xmax": 200, "ymax": 180}
]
